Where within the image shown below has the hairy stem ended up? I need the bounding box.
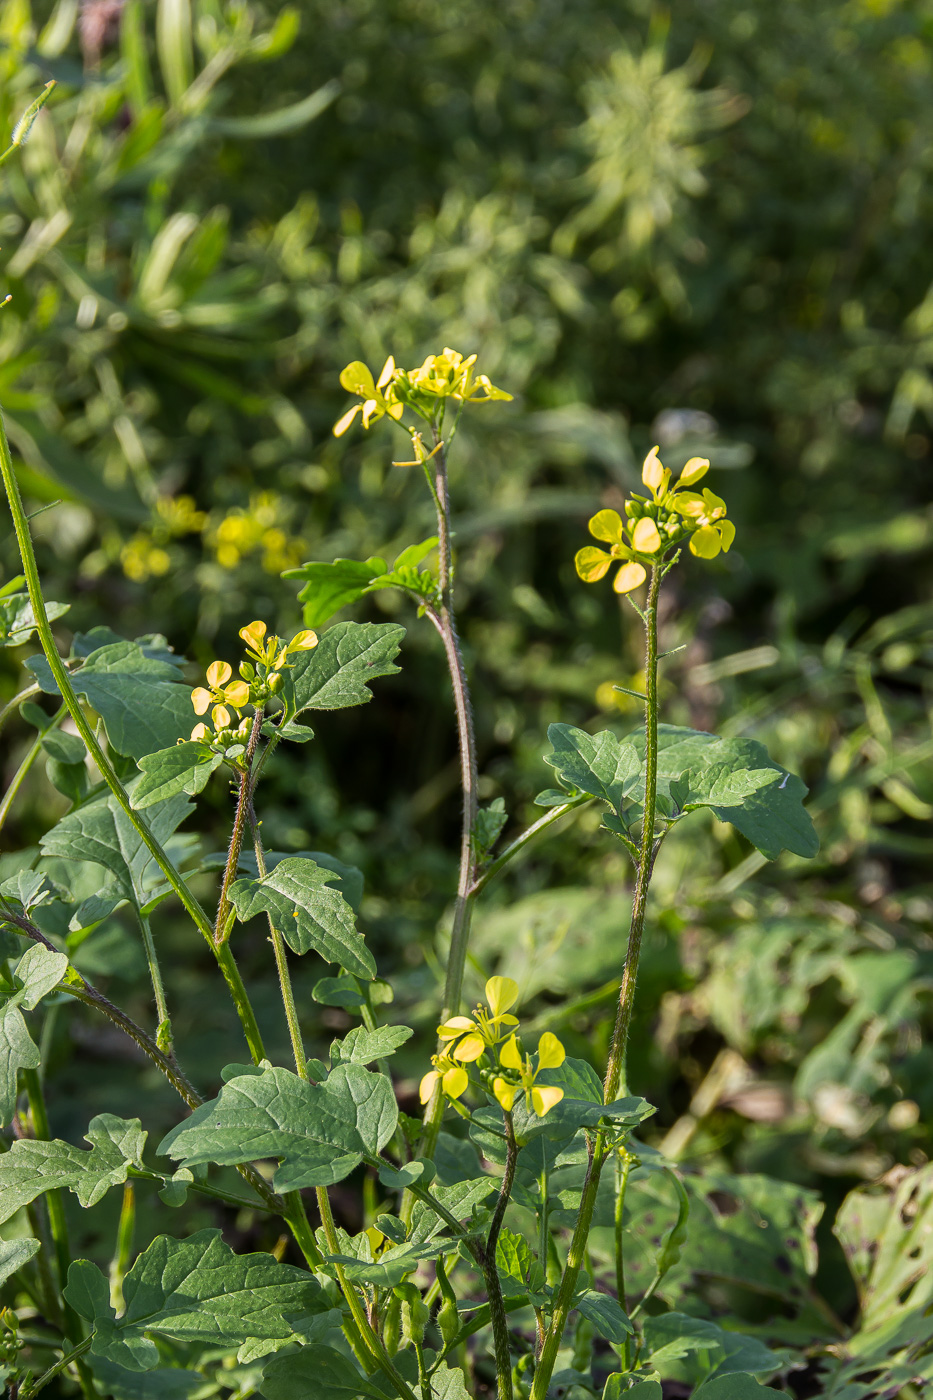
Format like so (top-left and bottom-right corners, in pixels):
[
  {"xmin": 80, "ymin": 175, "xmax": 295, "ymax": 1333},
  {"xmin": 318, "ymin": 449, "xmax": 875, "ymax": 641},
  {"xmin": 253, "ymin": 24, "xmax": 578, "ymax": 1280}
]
[
  {"xmin": 215, "ymin": 710, "xmax": 264, "ymax": 946},
  {"xmin": 0, "ymin": 405, "xmax": 265, "ymax": 1062},
  {"xmin": 17, "ymin": 1336, "xmax": 92, "ymax": 1400},
  {"xmin": 479, "ymin": 1112, "xmax": 518, "ymax": 1400},
  {"xmin": 530, "ymin": 565, "xmax": 662, "ymax": 1400}
]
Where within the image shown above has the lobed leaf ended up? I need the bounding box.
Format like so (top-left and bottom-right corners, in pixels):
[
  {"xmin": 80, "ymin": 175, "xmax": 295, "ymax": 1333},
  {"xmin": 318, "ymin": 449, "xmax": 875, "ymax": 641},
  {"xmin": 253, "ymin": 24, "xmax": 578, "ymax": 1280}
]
[
  {"xmin": 0, "ymin": 1114, "xmax": 146, "ymax": 1222},
  {"xmin": 544, "ymin": 724, "xmax": 640, "ymax": 813},
  {"xmin": 229, "ymin": 856, "xmax": 374, "ymax": 978},
  {"xmin": 284, "ymin": 620, "xmax": 404, "ymax": 716},
  {"xmin": 0, "ymin": 1237, "xmax": 40, "ymax": 1286},
  {"xmin": 131, "ymin": 742, "xmax": 225, "ymax": 809}
]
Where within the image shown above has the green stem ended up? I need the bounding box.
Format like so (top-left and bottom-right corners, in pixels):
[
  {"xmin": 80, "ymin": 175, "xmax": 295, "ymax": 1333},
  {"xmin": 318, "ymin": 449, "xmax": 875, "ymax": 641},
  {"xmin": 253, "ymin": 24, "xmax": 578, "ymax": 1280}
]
[
  {"xmin": 316, "ymin": 1187, "xmax": 418, "ymax": 1400},
  {"xmin": 615, "ymin": 1152, "xmax": 632, "ymax": 1370},
  {"xmin": 109, "ymin": 1182, "xmax": 135, "ymax": 1311},
  {"xmin": 468, "ymin": 798, "xmax": 590, "ymax": 899},
  {"xmin": 215, "ymin": 709, "xmax": 264, "ymax": 946},
  {"xmin": 135, "ymin": 910, "xmax": 171, "ymax": 1052},
  {"xmin": 0, "ymin": 405, "xmax": 265, "ymax": 1063},
  {"xmin": 0, "ymin": 707, "xmax": 65, "ymax": 837},
  {"xmin": 479, "ymin": 1112, "xmax": 517, "ymax": 1400},
  {"xmin": 529, "ymin": 565, "xmax": 662, "ymax": 1400},
  {"xmin": 0, "ymin": 681, "xmax": 44, "ymax": 737},
  {"xmin": 18, "ymin": 1336, "xmax": 92, "ymax": 1400}
]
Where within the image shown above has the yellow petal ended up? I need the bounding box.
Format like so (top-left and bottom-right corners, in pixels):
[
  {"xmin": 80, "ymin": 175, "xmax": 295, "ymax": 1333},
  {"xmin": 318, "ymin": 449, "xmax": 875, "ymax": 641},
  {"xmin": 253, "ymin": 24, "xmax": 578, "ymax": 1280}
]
[
  {"xmin": 419, "ymin": 1070, "xmax": 439, "ymax": 1105},
  {"xmin": 206, "ymin": 660, "xmax": 232, "ymax": 688},
  {"xmin": 531, "ymin": 1084, "xmax": 564, "ymax": 1117},
  {"xmin": 613, "ymin": 562, "xmax": 647, "ymax": 594},
  {"xmin": 485, "ymin": 976, "xmax": 519, "ymax": 1018},
  {"xmin": 212, "ymin": 705, "xmax": 232, "ymax": 729},
  {"xmin": 536, "ymin": 1032, "xmax": 566, "ymax": 1069},
  {"xmin": 718, "ymin": 518, "xmax": 736, "ymax": 552},
  {"xmin": 679, "ymin": 456, "xmax": 709, "ymax": 487},
  {"xmin": 437, "ymin": 1017, "xmax": 475, "ymax": 1040},
  {"xmin": 190, "ymin": 722, "xmax": 209, "ymax": 741},
  {"xmin": 376, "ymin": 355, "xmax": 396, "ymax": 389},
  {"xmin": 499, "ymin": 1034, "xmax": 522, "ymax": 1071},
  {"xmin": 689, "ymin": 526, "xmax": 722, "ymax": 559},
  {"xmin": 333, "ymin": 404, "xmax": 362, "ymax": 437},
  {"xmin": 239, "ymin": 620, "xmax": 267, "ymax": 652},
  {"xmin": 288, "ymin": 629, "xmax": 318, "ymax": 652},
  {"xmin": 588, "ymin": 509, "xmax": 625, "ymax": 545},
  {"xmin": 493, "ymin": 1077, "xmax": 517, "ymax": 1112},
  {"xmin": 191, "ymin": 687, "xmax": 213, "ymax": 716},
  {"xmin": 632, "ymin": 518, "xmax": 662, "ymax": 554},
  {"xmin": 452, "ymin": 1033, "xmax": 485, "ymax": 1063},
  {"xmin": 702, "ymin": 488, "xmax": 726, "ymax": 516},
  {"xmin": 360, "ymin": 398, "xmax": 383, "ymax": 429},
  {"xmin": 224, "ymin": 680, "xmax": 250, "ymax": 708},
  {"xmin": 442, "ymin": 1066, "xmax": 468, "ymax": 1098},
  {"xmin": 575, "ymin": 547, "xmax": 612, "ymax": 583},
  {"xmin": 339, "ymin": 361, "xmax": 376, "ymax": 396},
  {"xmin": 641, "ymin": 445, "xmax": 664, "ymax": 491},
  {"xmin": 670, "ymin": 490, "xmax": 705, "ymax": 520},
  {"xmin": 388, "ymin": 401, "xmax": 406, "ymax": 421}
]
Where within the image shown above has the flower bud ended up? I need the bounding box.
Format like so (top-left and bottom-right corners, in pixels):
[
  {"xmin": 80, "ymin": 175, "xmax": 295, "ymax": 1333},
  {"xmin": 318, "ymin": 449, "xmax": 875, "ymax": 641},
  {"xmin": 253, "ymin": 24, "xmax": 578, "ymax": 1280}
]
[
  {"xmin": 239, "ymin": 661, "xmax": 255, "ymax": 681},
  {"xmin": 268, "ymin": 671, "xmax": 284, "ymax": 694}
]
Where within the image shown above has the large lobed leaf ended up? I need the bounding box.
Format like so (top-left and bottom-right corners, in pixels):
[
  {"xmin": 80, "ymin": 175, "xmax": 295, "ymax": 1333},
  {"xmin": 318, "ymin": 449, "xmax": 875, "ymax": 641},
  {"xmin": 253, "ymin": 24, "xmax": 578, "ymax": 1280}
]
[
  {"xmin": 65, "ymin": 1229, "xmax": 326, "ymax": 1371},
  {"xmin": 0, "ymin": 944, "xmax": 69, "ymax": 1128},
  {"xmin": 283, "ymin": 620, "xmax": 404, "ymax": 716},
  {"xmin": 0, "ymin": 1114, "xmax": 146, "ymax": 1222},
  {"xmin": 159, "ymin": 1062, "xmax": 398, "ymax": 1191},
  {"xmin": 26, "ymin": 640, "xmax": 193, "ymax": 760},
  {"xmin": 229, "ymin": 856, "xmax": 374, "ymax": 978}
]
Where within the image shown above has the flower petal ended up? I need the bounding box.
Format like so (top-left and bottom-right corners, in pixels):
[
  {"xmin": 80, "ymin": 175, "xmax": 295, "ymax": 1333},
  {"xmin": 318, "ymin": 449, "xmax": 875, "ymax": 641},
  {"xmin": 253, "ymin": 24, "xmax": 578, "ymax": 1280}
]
[
  {"xmin": 191, "ymin": 687, "xmax": 213, "ymax": 716},
  {"xmin": 452, "ymin": 1033, "xmax": 485, "ymax": 1063},
  {"xmin": 442, "ymin": 1066, "xmax": 468, "ymax": 1098},
  {"xmin": 679, "ymin": 456, "xmax": 709, "ymax": 487},
  {"xmin": 575, "ymin": 547, "xmax": 613, "ymax": 583},
  {"xmin": 376, "ymin": 355, "xmax": 396, "ymax": 389},
  {"xmin": 190, "ymin": 722, "xmax": 209, "ymax": 741},
  {"xmin": 613, "ymin": 562, "xmax": 647, "ymax": 593},
  {"xmin": 499, "ymin": 1034, "xmax": 522, "ymax": 1071},
  {"xmin": 419, "ymin": 1070, "xmax": 439, "ymax": 1105},
  {"xmin": 718, "ymin": 518, "xmax": 736, "ymax": 552},
  {"xmin": 224, "ymin": 680, "xmax": 250, "ymax": 708},
  {"xmin": 333, "ymin": 404, "xmax": 362, "ymax": 437},
  {"xmin": 288, "ymin": 629, "xmax": 319, "ymax": 652},
  {"xmin": 239, "ymin": 621, "xmax": 267, "ymax": 651},
  {"xmin": 689, "ymin": 526, "xmax": 722, "ymax": 559},
  {"xmin": 212, "ymin": 705, "xmax": 232, "ymax": 729},
  {"xmin": 485, "ymin": 976, "xmax": 519, "ymax": 1018},
  {"xmin": 588, "ymin": 509, "xmax": 625, "ymax": 545},
  {"xmin": 437, "ymin": 1017, "xmax": 475, "ymax": 1040},
  {"xmin": 536, "ymin": 1032, "xmax": 566, "ymax": 1070},
  {"xmin": 632, "ymin": 518, "xmax": 662, "ymax": 554},
  {"xmin": 493, "ymin": 1077, "xmax": 516, "ymax": 1112},
  {"xmin": 206, "ymin": 660, "xmax": 232, "ymax": 688},
  {"xmin": 641, "ymin": 445, "xmax": 664, "ymax": 492},
  {"xmin": 531, "ymin": 1085, "xmax": 564, "ymax": 1117},
  {"xmin": 339, "ymin": 361, "xmax": 376, "ymax": 396}
]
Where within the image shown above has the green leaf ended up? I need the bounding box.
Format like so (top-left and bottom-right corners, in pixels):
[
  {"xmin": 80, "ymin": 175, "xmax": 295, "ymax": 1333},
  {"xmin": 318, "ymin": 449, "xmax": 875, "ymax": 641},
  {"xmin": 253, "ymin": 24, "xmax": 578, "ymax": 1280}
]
[
  {"xmin": 377, "ymin": 1157, "xmax": 435, "ymax": 1190},
  {"xmin": 575, "ymin": 1290, "xmax": 633, "ymax": 1342},
  {"xmin": 40, "ymin": 786, "xmax": 194, "ymax": 909},
  {"xmin": 640, "ymin": 726, "xmax": 819, "ymax": 860},
  {"xmin": 474, "ymin": 797, "xmax": 508, "ymax": 858},
  {"xmin": 210, "ymin": 79, "xmax": 341, "ymax": 139},
  {"xmin": 603, "ymin": 1382, "xmax": 661, "ymax": 1400},
  {"xmin": 0, "ymin": 869, "xmax": 51, "ymax": 913},
  {"xmin": 0, "ymin": 1237, "xmax": 40, "ymax": 1285},
  {"xmin": 26, "ymin": 641, "xmax": 194, "ymax": 760},
  {"xmin": 87, "ymin": 1354, "xmax": 205, "ymax": 1400},
  {"xmin": 229, "ymin": 856, "xmax": 374, "ymax": 979},
  {"xmin": 159, "ymin": 1063, "xmax": 398, "ymax": 1191},
  {"xmin": 692, "ymin": 1378, "xmax": 786, "ymax": 1399},
  {"xmin": 39, "ymin": 729, "xmax": 85, "ymax": 764},
  {"xmin": 544, "ymin": 723, "xmax": 640, "ymax": 813},
  {"xmin": 0, "ymin": 944, "xmax": 69, "ymax": 1127},
  {"xmin": 312, "ymin": 974, "xmax": 365, "ymax": 1011},
  {"xmin": 0, "ymin": 592, "xmax": 69, "ymax": 647},
  {"xmin": 65, "ymin": 1229, "xmax": 325, "ymax": 1371},
  {"xmin": 286, "ymin": 557, "xmax": 388, "ymax": 628},
  {"xmin": 261, "ymin": 1344, "xmax": 387, "ymax": 1400},
  {"xmin": 645, "ymin": 1312, "xmax": 781, "ymax": 1379},
  {"xmin": 131, "ymin": 742, "xmax": 225, "ymax": 809},
  {"xmin": 325, "ymin": 1239, "xmax": 445, "ymax": 1288},
  {"xmin": 409, "ymin": 1177, "xmax": 496, "ymax": 1245},
  {"xmin": 331, "ymin": 1024, "xmax": 413, "ymax": 1065},
  {"xmin": 0, "ymin": 1114, "xmax": 146, "ymax": 1223},
  {"xmin": 284, "ymin": 621, "xmax": 404, "ymax": 716},
  {"xmin": 263, "ymin": 718, "xmax": 315, "ymax": 743}
]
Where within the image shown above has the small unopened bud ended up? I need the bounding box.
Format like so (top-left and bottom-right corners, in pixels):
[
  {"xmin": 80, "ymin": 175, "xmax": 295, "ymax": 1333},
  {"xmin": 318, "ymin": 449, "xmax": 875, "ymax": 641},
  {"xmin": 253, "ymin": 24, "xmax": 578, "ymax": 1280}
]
[
  {"xmin": 239, "ymin": 661, "xmax": 255, "ymax": 681},
  {"xmin": 268, "ymin": 671, "xmax": 284, "ymax": 694}
]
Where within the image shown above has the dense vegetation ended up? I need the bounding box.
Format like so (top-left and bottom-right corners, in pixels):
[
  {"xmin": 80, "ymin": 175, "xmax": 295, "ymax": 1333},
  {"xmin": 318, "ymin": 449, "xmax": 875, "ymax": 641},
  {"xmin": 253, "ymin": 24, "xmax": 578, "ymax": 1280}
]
[{"xmin": 0, "ymin": 0, "xmax": 931, "ymax": 1396}]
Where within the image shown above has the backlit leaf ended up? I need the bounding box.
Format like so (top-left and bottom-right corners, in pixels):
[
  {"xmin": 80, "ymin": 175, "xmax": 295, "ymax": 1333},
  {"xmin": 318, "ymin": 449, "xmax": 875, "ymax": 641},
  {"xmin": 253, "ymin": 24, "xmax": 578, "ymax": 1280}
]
[{"xmin": 229, "ymin": 856, "xmax": 374, "ymax": 978}]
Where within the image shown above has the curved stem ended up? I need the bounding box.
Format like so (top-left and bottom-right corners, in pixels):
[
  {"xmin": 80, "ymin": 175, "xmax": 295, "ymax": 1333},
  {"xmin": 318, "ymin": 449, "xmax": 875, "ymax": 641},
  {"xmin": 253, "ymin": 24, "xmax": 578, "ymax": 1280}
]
[
  {"xmin": 530, "ymin": 566, "xmax": 662, "ymax": 1400},
  {"xmin": 0, "ymin": 681, "xmax": 44, "ymax": 738},
  {"xmin": 468, "ymin": 797, "xmax": 590, "ymax": 898},
  {"xmin": 135, "ymin": 910, "xmax": 171, "ymax": 1053},
  {"xmin": 0, "ymin": 706, "xmax": 65, "ymax": 837},
  {"xmin": 18, "ymin": 1336, "xmax": 92, "ymax": 1400},
  {"xmin": 0, "ymin": 405, "xmax": 266, "ymax": 1063}
]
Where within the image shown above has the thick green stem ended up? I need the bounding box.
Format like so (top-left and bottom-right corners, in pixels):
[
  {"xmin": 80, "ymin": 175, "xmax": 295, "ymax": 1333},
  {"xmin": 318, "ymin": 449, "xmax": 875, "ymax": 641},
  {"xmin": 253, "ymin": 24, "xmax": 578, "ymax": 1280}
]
[
  {"xmin": 479, "ymin": 1112, "xmax": 518, "ymax": 1400},
  {"xmin": 468, "ymin": 798, "xmax": 589, "ymax": 899},
  {"xmin": 530, "ymin": 566, "xmax": 662, "ymax": 1400},
  {"xmin": 18, "ymin": 1336, "xmax": 92, "ymax": 1400},
  {"xmin": 0, "ymin": 405, "xmax": 265, "ymax": 1062},
  {"xmin": 135, "ymin": 910, "xmax": 171, "ymax": 1053}
]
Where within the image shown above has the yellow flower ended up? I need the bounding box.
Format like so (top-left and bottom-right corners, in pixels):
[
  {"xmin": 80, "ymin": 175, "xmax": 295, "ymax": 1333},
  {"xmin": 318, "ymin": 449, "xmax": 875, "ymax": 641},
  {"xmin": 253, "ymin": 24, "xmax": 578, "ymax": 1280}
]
[
  {"xmin": 438, "ymin": 976, "xmax": 520, "ymax": 1062},
  {"xmin": 191, "ymin": 687, "xmax": 213, "ymax": 716},
  {"xmin": 193, "ymin": 657, "xmax": 253, "ymax": 718},
  {"xmin": 190, "ymin": 722, "xmax": 209, "ymax": 741},
  {"xmin": 212, "ymin": 705, "xmax": 232, "ymax": 730},
  {"xmin": 491, "ymin": 1031, "xmax": 566, "ymax": 1118},
  {"xmin": 406, "ymin": 348, "xmax": 512, "ymax": 405},
  {"xmin": 419, "ymin": 1055, "xmax": 469, "ymax": 1105},
  {"xmin": 239, "ymin": 620, "xmax": 268, "ymax": 656},
  {"xmin": 333, "ymin": 357, "xmax": 405, "ymax": 436},
  {"xmin": 207, "ymin": 661, "xmax": 232, "ymax": 689},
  {"xmin": 575, "ymin": 446, "xmax": 734, "ymax": 588},
  {"xmin": 289, "ymin": 629, "xmax": 318, "ymax": 652}
]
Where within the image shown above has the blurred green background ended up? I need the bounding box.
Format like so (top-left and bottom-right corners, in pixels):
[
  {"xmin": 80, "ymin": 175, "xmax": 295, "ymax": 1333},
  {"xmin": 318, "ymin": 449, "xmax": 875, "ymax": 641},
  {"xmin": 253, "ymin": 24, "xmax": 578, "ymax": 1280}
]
[{"xmin": 1, "ymin": 0, "xmax": 932, "ymax": 1344}]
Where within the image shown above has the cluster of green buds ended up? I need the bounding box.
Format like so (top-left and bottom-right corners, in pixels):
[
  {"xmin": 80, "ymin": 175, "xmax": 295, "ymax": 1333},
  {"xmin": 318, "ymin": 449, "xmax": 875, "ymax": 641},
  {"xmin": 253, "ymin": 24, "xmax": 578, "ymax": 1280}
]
[
  {"xmin": 189, "ymin": 621, "xmax": 317, "ymax": 743},
  {"xmin": 419, "ymin": 977, "xmax": 567, "ymax": 1118},
  {"xmin": 575, "ymin": 447, "xmax": 735, "ymax": 594},
  {"xmin": 333, "ymin": 347, "xmax": 512, "ymax": 437}
]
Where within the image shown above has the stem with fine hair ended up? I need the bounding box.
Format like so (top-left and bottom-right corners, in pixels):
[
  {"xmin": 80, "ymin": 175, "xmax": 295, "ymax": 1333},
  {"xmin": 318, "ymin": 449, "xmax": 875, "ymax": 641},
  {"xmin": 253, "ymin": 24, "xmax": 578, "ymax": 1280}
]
[
  {"xmin": 17, "ymin": 1337, "xmax": 92, "ymax": 1400},
  {"xmin": 529, "ymin": 565, "xmax": 663, "ymax": 1400},
  {"xmin": 0, "ymin": 404, "xmax": 265, "ymax": 1063}
]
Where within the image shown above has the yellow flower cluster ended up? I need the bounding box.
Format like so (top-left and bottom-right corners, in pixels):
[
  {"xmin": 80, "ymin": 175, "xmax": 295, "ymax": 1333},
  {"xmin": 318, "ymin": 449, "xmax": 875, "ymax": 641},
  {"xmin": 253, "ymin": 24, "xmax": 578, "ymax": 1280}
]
[
  {"xmin": 333, "ymin": 348, "xmax": 512, "ymax": 438},
  {"xmin": 575, "ymin": 447, "xmax": 735, "ymax": 594},
  {"xmin": 190, "ymin": 621, "xmax": 317, "ymax": 742},
  {"xmin": 419, "ymin": 977, "xmax": 566, "ymax": 1118}
]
